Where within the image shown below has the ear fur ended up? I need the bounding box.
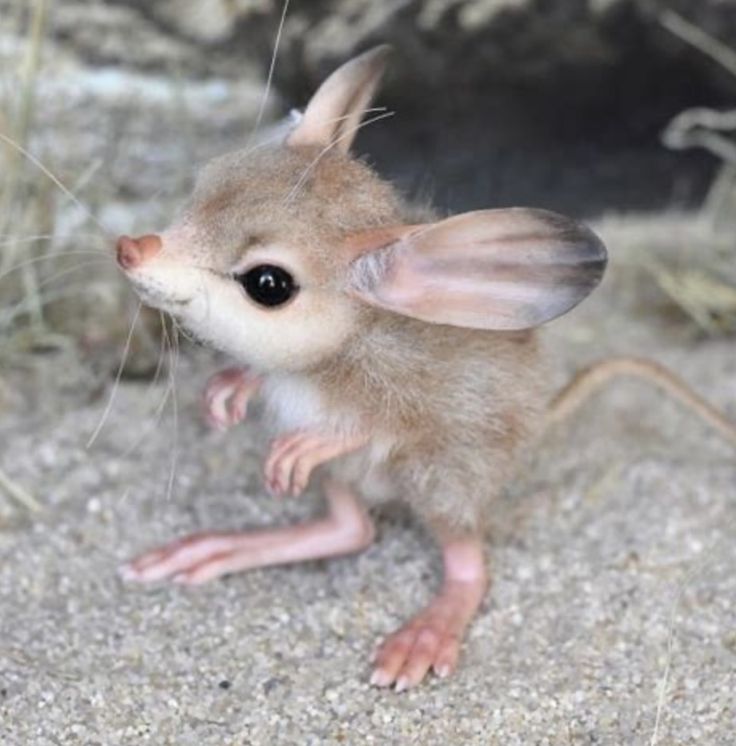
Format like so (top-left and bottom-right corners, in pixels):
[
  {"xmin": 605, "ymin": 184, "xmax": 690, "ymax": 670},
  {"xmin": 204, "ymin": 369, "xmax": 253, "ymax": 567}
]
[
  {"xmin": 346, "ymin": 208, "xmax": 607, "ymax": 330},
  {"xmin": 286, "ymin": 45, "xmax": 391, "ymax": 153}
]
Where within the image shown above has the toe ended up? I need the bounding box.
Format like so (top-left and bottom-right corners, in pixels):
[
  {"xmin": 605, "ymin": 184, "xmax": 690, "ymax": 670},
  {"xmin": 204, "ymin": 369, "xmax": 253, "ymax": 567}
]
[
  {"xmin": 395, "ymin": 626, "xmax": 443, "ymax": 690},
  {"xmin": 290, "ymin": 451, "xmax": 318, "ymax": 496},
  {"xmin": 120, "ymin": 534, "xmax": 237, "ymax": 583},
  {"xmin": 432, "ymin": 635, "xmax": 460, "ymax": 678},
  {"xmin": 371, "ymin": 627, "xmax": 416, "ymax": 688},
  {"xmin": 290, "ymin": 441, "xmax": 340, "ymax": 496},
  {"xmin": 263, "ymin": 433, "xmax": 303, "ymax": 492},
  {"xmin": 270, "ymin": 434, "xmax": 317, "ymax": 495},
  {"xmin": 170, "ymin": 551, "xmax": 233, "ymax": 585},
  {"xmin": 227, "ymin": 382, "xmax": 252, "ymax": 425},
  {"xmin": 204, "ymin": 385, "xmax": 231, "ymax": 429}
]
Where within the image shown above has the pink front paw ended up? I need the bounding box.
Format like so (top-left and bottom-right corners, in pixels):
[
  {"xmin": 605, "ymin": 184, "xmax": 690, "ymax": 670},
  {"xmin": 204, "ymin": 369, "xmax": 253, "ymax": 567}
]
[
  {"xmin": 202, "ymin": 367, "xmax": 260, "ymax": 431},
  {"xmin": 263, "ymin": 430, "xmax": 368, "ymax": 498}
]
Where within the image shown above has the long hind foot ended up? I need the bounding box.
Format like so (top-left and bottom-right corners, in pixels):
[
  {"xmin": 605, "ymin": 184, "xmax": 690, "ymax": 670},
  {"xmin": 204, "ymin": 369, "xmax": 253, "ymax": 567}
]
[
  {"xmin": 119, "ymin": 481, "xmax": 374, "ymax": 585},
  {"xmin": 371, "ymin": 535, "xmax": 487, "ymax": 691}
]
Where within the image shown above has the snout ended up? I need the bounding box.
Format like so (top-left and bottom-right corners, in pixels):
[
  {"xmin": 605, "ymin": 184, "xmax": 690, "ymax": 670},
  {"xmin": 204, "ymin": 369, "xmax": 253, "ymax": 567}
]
[{"xmin": 116, "ymin": 234, "xmax": 162, "ymax": 270}]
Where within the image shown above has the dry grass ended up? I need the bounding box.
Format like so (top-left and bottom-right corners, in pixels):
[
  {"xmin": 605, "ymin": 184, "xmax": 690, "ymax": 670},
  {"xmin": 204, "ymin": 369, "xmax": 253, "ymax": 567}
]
[
  {"xmin": 0, "ymin": 0, "xmax": 52, "ymax": 336},
  {"xmin": 645, "ymin": 260, "xmax": 736, "ymax": 336},
  {"xmin": 0, "ymin": 0, "xmax": 115, "ymax": 359},
  {"xmin": 0, "ymin": 1, "xmax": 119, "ymax": 507},
  {"xmin": 656, "ymin": 9, "xmax": 736, "ymax": 336},
  {"xmin": 0, "ymin": 0, "xmax": 50, "ymax": 508}
]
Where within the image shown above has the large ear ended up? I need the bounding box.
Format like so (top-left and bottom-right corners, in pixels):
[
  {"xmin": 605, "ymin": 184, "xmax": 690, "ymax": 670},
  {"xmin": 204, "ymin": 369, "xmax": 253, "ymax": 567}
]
[
  {"xmin": 345, "ymin": 208, "xmax": 607, "ymax": 330},
  {"xmin": 286, "ymin": 45, "xmax": 391, "ymax": 153}
]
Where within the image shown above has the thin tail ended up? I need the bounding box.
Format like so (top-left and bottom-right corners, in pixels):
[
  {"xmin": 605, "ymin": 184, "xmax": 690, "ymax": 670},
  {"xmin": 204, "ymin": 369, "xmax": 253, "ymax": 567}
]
[{"xmin": 546, "ymin": 356, "xmax": 736, "ymax": 449}]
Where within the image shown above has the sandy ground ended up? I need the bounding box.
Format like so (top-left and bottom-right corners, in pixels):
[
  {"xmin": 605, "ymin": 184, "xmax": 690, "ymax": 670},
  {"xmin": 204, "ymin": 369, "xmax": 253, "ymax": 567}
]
[{"xmin": 1, "ymin": 228, "xmax": 736, "ymax": 745}]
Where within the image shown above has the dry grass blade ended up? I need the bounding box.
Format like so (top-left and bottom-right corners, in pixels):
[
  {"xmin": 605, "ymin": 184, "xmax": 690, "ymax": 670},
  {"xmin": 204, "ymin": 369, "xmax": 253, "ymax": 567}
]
[
  {"xmin": 0, "ymin": 0, "xmax": 115, "ymax": 349},
  {"xmin": 0, "ymin": 466, "xmax": 42, "ymax": 513},
  {"xmin": 0, "ymin": 0, "xmax": 48, "ymax": 246},
  {"xmin": 0, "ymin": 131, "xmax": 111, "ymax": 241},
  {"xmin": 655, "ymin": 10, "xmax": 736, "ymax": 328},
  {"xmin": 0, "ymin": 0, "xmax": 49, "ymax": 335},
  {"xmin": 659, "ymin": 9, "xmax": 736, "ymax": 79},
  {"xmin": 662, "ymin": 108, "xmax": 736, "ymax": 164},
  {"xmin": 649, "ymin": 512, "xmax": 736, "ymax": 746},
  {"xmin": 644, "ymin": 261, "xmax": 736, "ymax": 335}
]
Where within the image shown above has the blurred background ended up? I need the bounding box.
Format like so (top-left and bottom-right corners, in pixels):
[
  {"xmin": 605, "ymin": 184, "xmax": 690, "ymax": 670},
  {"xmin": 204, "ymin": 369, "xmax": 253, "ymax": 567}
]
[{"xmin": 1, "ymin": 2, "xmax": 736, "ymax": 743}]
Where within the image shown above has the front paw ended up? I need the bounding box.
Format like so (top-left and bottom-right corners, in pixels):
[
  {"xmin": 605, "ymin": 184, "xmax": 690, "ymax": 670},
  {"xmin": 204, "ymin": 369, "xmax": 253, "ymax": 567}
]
[
  {"xmin": 202, "ymin": 367, "xmax": 259, "ymax": 431},
  {"xmin": 263, "ymin": 431, "xmax": 367, "ymax": 498},
  {"xmin": 263, "ymin": 431, "xmax": 321, "ymax": 497}
]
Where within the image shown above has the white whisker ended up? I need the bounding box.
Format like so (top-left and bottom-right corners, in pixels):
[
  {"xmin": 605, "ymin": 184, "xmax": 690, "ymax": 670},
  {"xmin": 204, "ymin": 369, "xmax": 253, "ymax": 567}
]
[
  {"xmin": 87, "ymin": 302, "xmax": 142, "ymax": 449},
  {"xmin": 0, "ymin": 250, "xmax": 110, "ymax": 285},
  {"xmin": 284, "ymin": 110, "xmax": 395, "ymax": 204},
  {"xmin": 247, "ymin": 0, "xmax": 291, "ymax": 146},
  {"xmin": 0, "ymin": 131, "xmax": 112, "ymax": 238},
  {"xmin": 164, "ymin": 321, "xmax": 181, "ymax": 502},
  {"xmin": 119, "ymin": 319, "xmax": 174, "ymax": 461},
  {"xmin": 0, "ymin": 273, "xmax": 109, "ymax": 331},
  {"xmin": 34, "ymin": 258, "xmax": 110, "ymax": 290},
  {"xmin": 0, "ymin": 232, "xmax": 105, "ymax": 247},
  {"xmin": 150, "ymin": 312, "xmax": 170, "ymax": 392}
]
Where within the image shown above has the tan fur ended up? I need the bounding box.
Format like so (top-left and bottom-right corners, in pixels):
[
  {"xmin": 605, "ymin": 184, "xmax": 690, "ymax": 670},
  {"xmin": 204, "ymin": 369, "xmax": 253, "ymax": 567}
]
[
  {"xmin": 310, "ymin": 315, "xmax": 548, "ymax": 533},
  {"xmin": 122, "ymin": 51, "xmax": 587, "ymax": 539}
]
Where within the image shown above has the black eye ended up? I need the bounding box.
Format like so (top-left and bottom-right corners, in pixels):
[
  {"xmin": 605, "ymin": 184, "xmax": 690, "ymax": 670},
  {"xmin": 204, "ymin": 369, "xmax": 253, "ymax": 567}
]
[{"xmin": 237, "ymin": 264, "xmax": 298, "ymax": 307}]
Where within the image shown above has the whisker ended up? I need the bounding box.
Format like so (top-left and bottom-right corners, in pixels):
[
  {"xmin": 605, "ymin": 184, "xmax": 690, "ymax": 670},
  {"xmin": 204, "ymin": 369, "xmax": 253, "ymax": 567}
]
[
  {"xmin": 150, "ymin": 312, "xmax": 170, "ymax": 393},
  {"xmin": 0, "ymin": 131, "xmax": 113, "ymax": 238},
  {"xmin": 247, "ymin": 0, "xmax": 291, "ymax": 146},
  {"xmin": 228, "ymin": 121, "xmax": 299, "ymax": 164},
  {"xmin": 169, "ymin": 316, "xmax": 199, "ymax": 345},
  {"xmin": 87, "ymin": 301, "xmax": 142, "ymax": 449},
  {"xmin": 284, "ymin": 110, "xmax": 396, "ymax": 204},
  {"xmin": 164, "ymin": 320, "xmax": 181, "ymax": 502},
  {"xmin": 0, "ymin": 250, "xmax": 111, "ymax": 285},
  {"xmin": 120, "ymin": 379, "xmax": 174, "ymax": 461},
  {"xmin": 70, "ymin": 157, "xmax": 105, "ymax": 194},
  {"xmin": 119, "ymin": 321, "xmax": 174, "ymax": 461},
  {"xmin": 145, "ymin": 314, "xmax": 176, "ymax": 419},
  {"xmin": 0, "ymin": 269, "xmax": 109, "ymax": 331},
  {"xmin": 34, "ymin": 258, "xmax": 110, "ymax": 290},
  {"xmin": 0, "ymin": 232, "xmax": 106, "ymax": 247}
]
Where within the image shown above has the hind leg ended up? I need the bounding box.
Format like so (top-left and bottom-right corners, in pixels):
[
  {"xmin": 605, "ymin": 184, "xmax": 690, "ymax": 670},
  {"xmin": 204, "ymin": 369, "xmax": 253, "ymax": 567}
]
[
  {"xmin": 119, "ymin": 480, "xmax": 374, "ymax": 585},
  {"xmin": 371, "ymin": 532, "xmax": 488, "ymax": 691}
]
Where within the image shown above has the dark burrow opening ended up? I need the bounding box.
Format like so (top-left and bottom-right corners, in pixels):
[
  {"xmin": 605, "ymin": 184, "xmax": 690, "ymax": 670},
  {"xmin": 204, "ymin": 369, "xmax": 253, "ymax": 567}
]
[{"xmin": 347, "ymin": 14, "xmax": 735, "ymax": 218}]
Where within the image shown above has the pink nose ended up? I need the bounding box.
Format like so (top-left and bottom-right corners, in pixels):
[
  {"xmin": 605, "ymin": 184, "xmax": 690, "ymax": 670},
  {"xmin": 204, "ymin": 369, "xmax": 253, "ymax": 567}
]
[{"xmin": 116, "ymin": 234, "xmax": 162, "ymax": 269}]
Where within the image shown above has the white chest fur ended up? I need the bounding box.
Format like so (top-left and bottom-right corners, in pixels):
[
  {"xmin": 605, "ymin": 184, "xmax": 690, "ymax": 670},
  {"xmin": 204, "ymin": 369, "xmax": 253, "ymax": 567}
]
[
  {"xmin": 260, "ymin": 373, "xmax": 330, "ymax": 433},
  {"xmin": 260, "ymin": 372, "xmax": 397, "ymax": 485}
]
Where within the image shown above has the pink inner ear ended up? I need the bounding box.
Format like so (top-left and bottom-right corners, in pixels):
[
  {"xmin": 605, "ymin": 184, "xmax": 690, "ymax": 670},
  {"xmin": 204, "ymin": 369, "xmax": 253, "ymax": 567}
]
[
  {"xmin": 286, "ymin": 45, "xmax": 392, "ymax": 153},
  {"xmin": 342, "ymin": 224, "xmax": 422, "ymax": 260},
  {"xmin": 344, "ymin": 208, "xmax": 607, "ymax": 331}
]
